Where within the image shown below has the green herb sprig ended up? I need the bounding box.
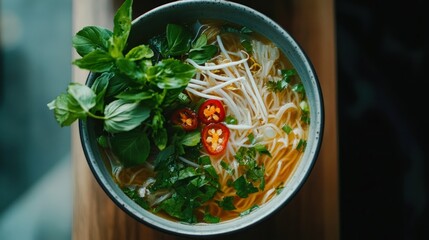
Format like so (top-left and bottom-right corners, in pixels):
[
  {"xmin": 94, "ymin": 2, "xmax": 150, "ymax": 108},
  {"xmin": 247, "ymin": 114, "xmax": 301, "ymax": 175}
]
[
  {"xmin": 47, "ymin": 0, "xmax": 223, "ymax": 223},
  {"xmin": 48, "ymin": 0, "xmax": 218, "ymax": 164}
]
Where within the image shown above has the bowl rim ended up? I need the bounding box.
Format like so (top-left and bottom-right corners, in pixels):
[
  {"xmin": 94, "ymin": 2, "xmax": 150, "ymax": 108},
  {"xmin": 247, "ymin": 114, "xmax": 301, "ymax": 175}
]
[{"xmin": 79, "ymin": 0, "xmax": 324, "ymax": 237}]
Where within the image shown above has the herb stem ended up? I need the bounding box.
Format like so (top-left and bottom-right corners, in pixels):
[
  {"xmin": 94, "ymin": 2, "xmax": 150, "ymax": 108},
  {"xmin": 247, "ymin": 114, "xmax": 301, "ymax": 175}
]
[{"xmin": 87, "ymin": 111, "xmax": 106, "ymax": 120}]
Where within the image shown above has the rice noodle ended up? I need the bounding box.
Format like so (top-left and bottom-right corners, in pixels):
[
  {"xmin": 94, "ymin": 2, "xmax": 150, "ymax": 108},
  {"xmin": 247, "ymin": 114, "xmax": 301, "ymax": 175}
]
[{"xmin": 107, "ymin": 22, "xmax": 309, "ymax": 223}]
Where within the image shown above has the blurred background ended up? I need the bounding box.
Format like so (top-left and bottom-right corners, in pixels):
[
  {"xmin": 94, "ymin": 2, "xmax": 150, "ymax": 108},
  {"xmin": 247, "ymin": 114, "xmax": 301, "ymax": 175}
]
[
  {"xmin": 0, "ymin": 0, "xmax": 72, "ymax": 239},
  {"xmin": 0, "ymin": 0, "xmax": 428, "ymax": 239}
]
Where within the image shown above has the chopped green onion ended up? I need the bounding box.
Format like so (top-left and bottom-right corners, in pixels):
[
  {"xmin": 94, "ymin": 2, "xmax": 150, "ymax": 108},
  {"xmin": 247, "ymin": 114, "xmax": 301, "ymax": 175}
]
[{"xmin": 282, "ymin": 124, "xmax": 292, "ymax": 134}]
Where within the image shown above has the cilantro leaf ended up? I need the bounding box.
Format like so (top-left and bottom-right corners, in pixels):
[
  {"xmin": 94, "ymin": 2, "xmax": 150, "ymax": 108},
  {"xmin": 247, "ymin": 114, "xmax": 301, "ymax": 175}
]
[
  {"xmin": 217, "ymin": 196, "xmax": 236, "ymax": 210},
  {"xmin": 240, "ymin": 205, "xmax": 259, "ymax": 216},
  {"xmin": 122, "ymin": 187, "xmax": 149, "ymax": 209},
  {"xmin": 266, "ymin": 68, "xmax": 297, "ymax": 92},
  {"xmin": 203, "ymin": 212, "xmax": 220, "ymax": 223},
  {"xmin": 233, "ymin": 176, "xmax": 258, "ymax": 198}
]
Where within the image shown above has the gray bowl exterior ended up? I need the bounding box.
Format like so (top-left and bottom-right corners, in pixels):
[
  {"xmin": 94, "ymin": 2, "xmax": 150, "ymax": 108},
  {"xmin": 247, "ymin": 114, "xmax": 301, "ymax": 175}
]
[{"xmin": 79, "ymin": 0, "xmax": 324, "ymax": 237}]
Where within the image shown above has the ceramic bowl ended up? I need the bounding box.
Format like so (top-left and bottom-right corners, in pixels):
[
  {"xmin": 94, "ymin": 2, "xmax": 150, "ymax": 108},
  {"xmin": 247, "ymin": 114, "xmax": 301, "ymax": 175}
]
[{"xmin": 79, "ymin": 0, "xmax": 324, "ymax": 237}]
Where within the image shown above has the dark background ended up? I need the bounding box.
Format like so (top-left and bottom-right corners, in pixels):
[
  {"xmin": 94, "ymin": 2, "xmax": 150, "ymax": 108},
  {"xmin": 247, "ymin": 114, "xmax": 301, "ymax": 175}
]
[
  {"xmin": 128, "ymin": 0, "xmax": 429, "ymax": 239},
  {"xmin": 1, "ymin": 0, "xmax": 428, "ymax": 239},
  {"xmin": 337, "ymin": 0, "xmax": 428, "ymax": 239}
]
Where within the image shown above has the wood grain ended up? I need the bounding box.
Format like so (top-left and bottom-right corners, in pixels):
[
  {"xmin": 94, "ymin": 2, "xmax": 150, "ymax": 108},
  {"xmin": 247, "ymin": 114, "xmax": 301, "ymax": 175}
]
[{"xmin": 72, "ymin": 0, "xmax": 339, "ymax": 239}]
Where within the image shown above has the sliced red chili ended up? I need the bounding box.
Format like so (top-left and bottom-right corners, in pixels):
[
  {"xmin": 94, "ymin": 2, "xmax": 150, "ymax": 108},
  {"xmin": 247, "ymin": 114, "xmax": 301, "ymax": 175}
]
[
  {"xmin": 171, "ymin": 108, "xmax": 198, "ymax": 131},
  {"xmin": 201, "ymin": 123, "xmax": 230, "ymax": 155},
  {"xmin": 198, "ymin": 99, "xmax": 226, "ymax": 124}
]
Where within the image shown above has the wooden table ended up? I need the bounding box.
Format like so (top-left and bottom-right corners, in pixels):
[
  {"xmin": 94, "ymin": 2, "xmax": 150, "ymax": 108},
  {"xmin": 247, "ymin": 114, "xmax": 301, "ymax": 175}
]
[{"xmin": 72, "ymin": 0, "xmax": 339, "ymax": 239}]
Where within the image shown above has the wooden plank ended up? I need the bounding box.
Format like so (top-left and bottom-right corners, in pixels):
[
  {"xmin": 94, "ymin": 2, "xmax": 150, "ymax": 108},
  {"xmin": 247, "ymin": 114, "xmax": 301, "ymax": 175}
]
[{"xmin": 72, "ymin": 0, "xmax": 339, "ymax": 239}]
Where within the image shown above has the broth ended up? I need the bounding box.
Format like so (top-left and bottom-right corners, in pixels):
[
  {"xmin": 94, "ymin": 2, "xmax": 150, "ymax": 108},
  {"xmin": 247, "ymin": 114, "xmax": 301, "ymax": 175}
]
[{"xmin": 100, "ymin": 20, "xmax": 309, "ymax": 223}]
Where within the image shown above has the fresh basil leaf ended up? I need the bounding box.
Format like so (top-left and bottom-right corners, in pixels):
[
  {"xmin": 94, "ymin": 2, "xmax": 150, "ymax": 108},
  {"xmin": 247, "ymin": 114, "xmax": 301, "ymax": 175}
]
[
  {"xmin": 165, "ymin": 24, "xmax": 192, "ymax": 56},
  {"xmin": 189, "ymin": 45, "xmax": 218, "ymax": 64},
  {"xmin": 110, "ymin": 0, "xmax": 133, "ymax": 58},
  {"xmin": 115, "ymin": 89, "xmax": 154, "ymax": 101},
  {"xmin": 181, "ymin": 131, "xmax": 201, "ymax": 147},
  {"xmin": 160, "ymin": 87, "xmax": 187, "ymax": 109},
  {"xmin": 192, "ymin": 34, "xmax": 207, "ymax": 49},
  {"xmin": 148, "ymin": 34, "xmax": 168, "ymax": 57},
  {"xmin": 148, "ymin": 59, "xmax": 195, "ymax": 89},
  {"xmin": 47, "ymin": 93, "xmax": 85, "ymax": 127},
  {"xmin": 67, "ymin": 83, "xmax": 96, "ymax": 112},
  {"xmin": 125, "ymin": 44, "xmax": 154, "ymax": 61},
  {"xmin": 110, "ymin": 129, "xmax": 150, "ymax": 167},
  {"xmin": 104, "ymin": 99, "xmax": 150, "ymax": 133},
  {"xmin": 72, "ymin": 26, "xmax": 112, "ymax": 57},
  {"xmin": 91, "ymin": 72, "xmax": 111, "ymax": 113},
  {"xmin": 73, "ymin": 49, "xmax": 114, "ymax": 72},
  {"xmin": 105, "ymin": 74, "xmax": 131, "ymax": 98},
  {"xmin": 116, "ymin": 57, "xmax": 144, "ymax": 80}
]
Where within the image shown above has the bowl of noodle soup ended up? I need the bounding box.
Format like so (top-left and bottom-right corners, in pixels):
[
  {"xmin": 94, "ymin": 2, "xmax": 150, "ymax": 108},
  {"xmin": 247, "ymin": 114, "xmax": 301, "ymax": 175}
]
[{"xmin": 79, "ymin": 0, "xmax": 324, "ymax": 237}]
